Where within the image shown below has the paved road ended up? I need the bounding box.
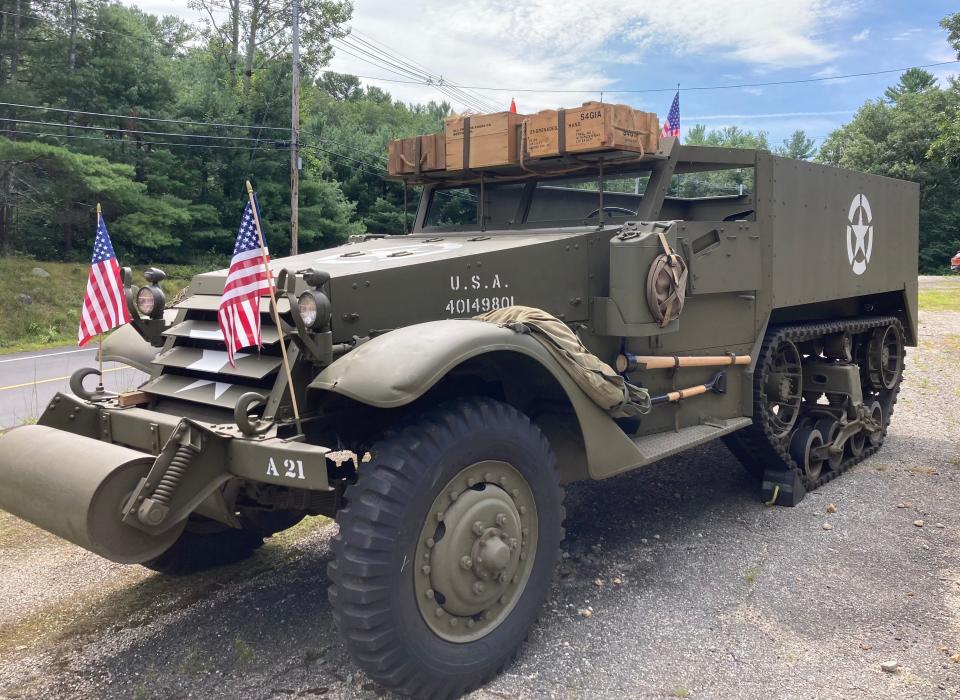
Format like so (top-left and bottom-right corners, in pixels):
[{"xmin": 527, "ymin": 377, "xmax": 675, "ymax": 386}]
[{"xmin": 0, "ymin": 346, "xmax": 146, "ymax": 430}]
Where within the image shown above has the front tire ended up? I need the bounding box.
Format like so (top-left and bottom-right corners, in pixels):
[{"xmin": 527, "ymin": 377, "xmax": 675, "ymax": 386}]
[
  {"xmin": 328, "ymin": 397, "xmax": 564, "ymax": 699},
  {"xmin": 142, "ymin": 510, "xmax": 304, "ymax": 575}
]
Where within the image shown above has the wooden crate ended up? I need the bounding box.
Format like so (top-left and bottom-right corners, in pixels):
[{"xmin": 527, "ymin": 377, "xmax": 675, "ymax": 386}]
[
  {"xmin": 387, "ymin": 133, "xmax": 446, "ymax": 175},
  {"xmin": 523, "ymin": 103, "xmax": 658, "ymax": 159},
  {"xmin": 444, "ymin": 112, "xmax": 525, "ymax": 170}
]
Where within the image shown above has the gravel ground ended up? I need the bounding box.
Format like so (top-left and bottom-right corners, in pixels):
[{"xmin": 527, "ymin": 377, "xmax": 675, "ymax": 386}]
[{"xmin": 0, "ymin": 305, "xmax": 958, "ymax": 700}]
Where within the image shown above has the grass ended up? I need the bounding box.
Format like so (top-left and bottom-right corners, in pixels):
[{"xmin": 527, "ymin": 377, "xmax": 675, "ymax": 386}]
[
  {"xmin": 671, "ymin": 687, "xmax": 692, "ymax": 698},
  {"xmin": 743, "ymin": 566, "xmax": 761, "ymax": 584},
  {"xmin": 234, "ymin": 637, "xmax": 254, "ymax": 665},
  {"xmin": 0, "ymin": 257, "xmax": 202, "ymax": 354},
  {"xmin": 918, "ymin": 278, "xmax": 960, "ymax": 312}
]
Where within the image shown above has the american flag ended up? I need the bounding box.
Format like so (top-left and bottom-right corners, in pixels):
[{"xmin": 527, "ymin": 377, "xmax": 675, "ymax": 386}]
[
  {"xmin": 660, "ymin": 91, "xmax": 680, "ymax": 139},
  {"xmin": 78, "ymin": 211, "xmax": 130, "ymax": 347},
  {"xmin": 218, "ymin": 197, "xmax": 273, "ymax": 366}
]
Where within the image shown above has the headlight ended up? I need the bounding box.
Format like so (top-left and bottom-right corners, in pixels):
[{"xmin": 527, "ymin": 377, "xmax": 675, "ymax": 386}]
[
  {"xmin": 136, "ymin": 285, "xmax": 165, "ymax": 319},
  {"xmin": 297, "ymin": 290, "xmax": 330, "ymax": 330}
]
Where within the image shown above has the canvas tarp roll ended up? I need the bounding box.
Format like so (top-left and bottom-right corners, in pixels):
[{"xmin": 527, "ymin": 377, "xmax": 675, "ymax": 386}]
[{"xmin": 474, "ymin": 306, "xmax": 649, "ymax": 417}]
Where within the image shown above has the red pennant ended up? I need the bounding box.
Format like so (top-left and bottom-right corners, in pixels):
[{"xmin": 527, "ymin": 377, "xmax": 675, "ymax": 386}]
[{"xmin": 509, "ymin": 98, "xmax": 517, "ymax": 114}]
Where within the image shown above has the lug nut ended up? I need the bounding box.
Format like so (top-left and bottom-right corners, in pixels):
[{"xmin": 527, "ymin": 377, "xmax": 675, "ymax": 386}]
[
  {"xmin": 449, "ymin": 490, "xmax": 459, "ymax": 501},
  {"xmin": 473, "ymin": 521, "xmax": 485, "ymax": 536},
  {"xmin": 472, "ymin": 582, "xmax": 485, "ymax": 595},
  {"xmin": 484, "ymin": 472, "xmax": 493, "ymax": 481},
  {"xmin": 422, "ymin": 565, "xmax": 431, "ymax": 575},
  {"xmin": 467, "ymin": 619, "xmax": 476, "ymax": 628},
  {"xmin": 425, "ymin": 589, "xmax": 435, "ymax": 599},
  {"xmin": 467, "ymin": 477, "xmax": 476, "ymax": 487},
  {"xmin": 511, "ymin": 489, "xmax": 520, "ymax": 499},
  {"xmin": 460, "ymin": 556, "xmax": 473, "ymax": 570},
  {"xmin": 435, "ymin": 608, "xmax": 444, "ymax": 618},
  {"xmin": 519, "ymin": 506, "xmax": 527, "ymax": 515},
  {"xmin": 496, "ymin": 513, "xmax": 507, "ymax": 526},
  {"xmin": 449, "ymin": 618, "xmax": 458, "ymax": 628},
  {"xmin": 426, "ymin": 538, "xmax": 435, "ymax": 548}
]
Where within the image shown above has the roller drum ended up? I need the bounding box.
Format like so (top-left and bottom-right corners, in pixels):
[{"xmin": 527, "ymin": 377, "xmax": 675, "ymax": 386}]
[{"xmin": 0, "ymin": 425, "xmax": 185, "ymax": 563}]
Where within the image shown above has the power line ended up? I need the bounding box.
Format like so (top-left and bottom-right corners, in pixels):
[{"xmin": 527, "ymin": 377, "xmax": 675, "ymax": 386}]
[
  {"xmin": 0, "ymin": 128, "xmax": 283, "ymax": 152},
  {"xmin": 327, "ymin": 59, "xmax": 960, "ymax": 95},
  {"xmin": 345, "ymin": 30, "xmax": 499, "ymax": 112},
  {"xmin": 0, "ymin": 8, "xmax": 149, "ymax": 40},
  {"xmin": 0, "ymin": 101, "xmax": 288, "ymax": 132},
  {"xmin": 1, "ymin": 117, "xmax": 279, "ymax": 142},
  {"xmin": 299, "ymin": 142, "xmax": 387, "ymax": 179},
  {"xmin": 353, "ymin": 28, "xmax": 498, "ymax": 111},
  {"xmin": 332, "ymin": 39, "xmax": 490, "ymax": 112},
  {"xmin": 332, "ymin": 34, "xmax": 497, "ymax": 113}
]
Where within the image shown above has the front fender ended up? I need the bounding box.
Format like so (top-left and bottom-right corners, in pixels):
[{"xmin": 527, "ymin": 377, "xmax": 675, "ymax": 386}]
[
  {"xmin": 309, "ymin": 320, "xmax": 642, "ymax": 479},
  {"xmin": 100, "ymin": 309, "xmax": 177, "ymax": 373}
]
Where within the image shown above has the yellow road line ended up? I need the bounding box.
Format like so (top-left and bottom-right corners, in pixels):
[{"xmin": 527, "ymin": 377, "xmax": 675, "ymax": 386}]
[{"xmin": 0, "ymin": 366, "xmax": 126, "ymax": 392}]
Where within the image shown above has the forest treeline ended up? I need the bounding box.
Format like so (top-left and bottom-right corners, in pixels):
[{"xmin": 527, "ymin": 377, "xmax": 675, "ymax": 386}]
[{"xmin": 0, "ymin": 2, "xmax": 957, "ymax": 272}]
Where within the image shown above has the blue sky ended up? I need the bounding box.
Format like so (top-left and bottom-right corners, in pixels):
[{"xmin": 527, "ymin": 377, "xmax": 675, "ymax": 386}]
[{"xmin": 137, "ymin": 0, "xmax": 958, "ymax": 149}]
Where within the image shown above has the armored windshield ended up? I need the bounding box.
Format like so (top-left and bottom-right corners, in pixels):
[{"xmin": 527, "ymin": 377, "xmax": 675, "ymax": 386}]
[{"xmin": 422, "ymin": 170, "xmax": 655, "ymax": 231}]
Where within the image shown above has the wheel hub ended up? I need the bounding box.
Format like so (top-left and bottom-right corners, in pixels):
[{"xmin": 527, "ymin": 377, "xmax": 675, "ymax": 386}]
[{"xmin": 414, "ymin": 460, "xmax": 537, "ymax": 642}]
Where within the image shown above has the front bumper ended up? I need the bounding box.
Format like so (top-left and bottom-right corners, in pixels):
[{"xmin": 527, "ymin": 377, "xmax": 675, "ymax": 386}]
[
  {"xmin": 39, "ymin": 392, "xmax": 332, "ymax": 491},
  {"xmin": 0, "ymin": 392, "xmax": 331, "ymax": 564}
]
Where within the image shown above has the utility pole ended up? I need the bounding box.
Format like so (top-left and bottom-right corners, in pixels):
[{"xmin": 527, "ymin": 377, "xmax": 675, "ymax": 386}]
[{"xmin": 289, "ymin": 0, "xmax": 301, "ymax": 256}]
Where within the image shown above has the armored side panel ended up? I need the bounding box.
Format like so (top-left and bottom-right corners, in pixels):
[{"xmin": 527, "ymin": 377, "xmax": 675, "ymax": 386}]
[{"xmin": 761, "ymin": 154, "xmax": 919, "ymax": 342}]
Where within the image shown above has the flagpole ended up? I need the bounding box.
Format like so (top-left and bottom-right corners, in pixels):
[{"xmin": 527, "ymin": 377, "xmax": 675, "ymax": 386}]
[
  {"xmin": 244, "ymin": 180, "xmax": 302, "ymax": 435},
  {"xmin": 96, "ymin": 203, "xmax": 105, "ymax": 393}
]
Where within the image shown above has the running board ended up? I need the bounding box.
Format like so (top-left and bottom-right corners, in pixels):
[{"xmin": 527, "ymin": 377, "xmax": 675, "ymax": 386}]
[{"xmin": 631, "ymin": 417, "xmax": 753, "ymax": 464}]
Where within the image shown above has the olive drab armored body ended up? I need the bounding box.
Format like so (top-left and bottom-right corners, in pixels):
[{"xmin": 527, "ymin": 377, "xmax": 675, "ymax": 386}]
[{"xmin": 0, "ymin": 135, "xmax": 918, "ymax": 698}]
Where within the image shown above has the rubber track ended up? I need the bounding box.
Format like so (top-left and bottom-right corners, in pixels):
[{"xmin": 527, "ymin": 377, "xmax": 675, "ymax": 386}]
[
  {"xmin": 327, "ymin": 397, "xmax": 565, "ymax": 700},
  {"xmin": 733, "ymin": 315, "xmax": 904, "ymax": 492}
]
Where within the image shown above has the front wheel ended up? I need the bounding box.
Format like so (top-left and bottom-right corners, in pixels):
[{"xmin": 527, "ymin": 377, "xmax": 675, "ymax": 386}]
[{"xmin": 328, "ymin": 397, "xmax": 564, "ymax": 699}]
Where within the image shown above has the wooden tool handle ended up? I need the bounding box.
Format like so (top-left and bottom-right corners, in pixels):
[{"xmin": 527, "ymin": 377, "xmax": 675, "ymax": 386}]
[{"xmin": 615, "ymin": 353, "xmax": 751, "ymax": 373}]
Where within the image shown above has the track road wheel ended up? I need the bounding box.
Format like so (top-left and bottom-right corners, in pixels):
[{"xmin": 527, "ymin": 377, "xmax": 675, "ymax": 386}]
[
  {"xmin": 865, "ymin": 401, "xmax": 884, "ymax": 448},
  {"xmin": 328, "ymin": 397, "xmax": 564, "ymax": 699},
  {"xmin": 790, "ymin": 427, "xmax": 825, "ymax": 483},
  {"xmin": 813, "ymin": 417, "xmax": 843, "ymax": 472},
  {"xmin": 846, "ymin": 426, "xmax": 866, "ymax": 459}
]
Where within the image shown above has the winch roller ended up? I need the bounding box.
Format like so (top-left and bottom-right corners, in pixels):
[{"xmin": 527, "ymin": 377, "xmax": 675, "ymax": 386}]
[{"xmin": 0, "ymin": 425, "xmax": 185, "ymax": 563}]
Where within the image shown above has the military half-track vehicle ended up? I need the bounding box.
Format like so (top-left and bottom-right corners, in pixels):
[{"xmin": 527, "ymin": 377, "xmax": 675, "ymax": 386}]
[{"xmin": 0, "ymin": 137, "xmax": 917, "ymax": 698}]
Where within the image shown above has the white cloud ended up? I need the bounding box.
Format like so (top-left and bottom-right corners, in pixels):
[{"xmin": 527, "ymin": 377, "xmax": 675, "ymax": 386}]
[
  {"xmin": 813, "ymin": 65, "xmax": 842, "ymax": 78},
  {"xmin": 125, "ymin": 0, "xmax": 851, "ymax": 114},
  {"xmin": 324, "ymin": 0, "xmax": 851, "ymax": 112},
  {"xmin": 889, "ymin": 28, "xmax": 921, "ymax": 41},
  {"xmin": 852, "ymin": 28, "xmax": 869, "ymax": 42}
]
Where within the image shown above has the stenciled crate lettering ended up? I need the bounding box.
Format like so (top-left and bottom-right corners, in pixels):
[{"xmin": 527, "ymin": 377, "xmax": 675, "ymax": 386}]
[{"xmin": 523, "ymin": 103, "xmax": 658, "ymax": 159}]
